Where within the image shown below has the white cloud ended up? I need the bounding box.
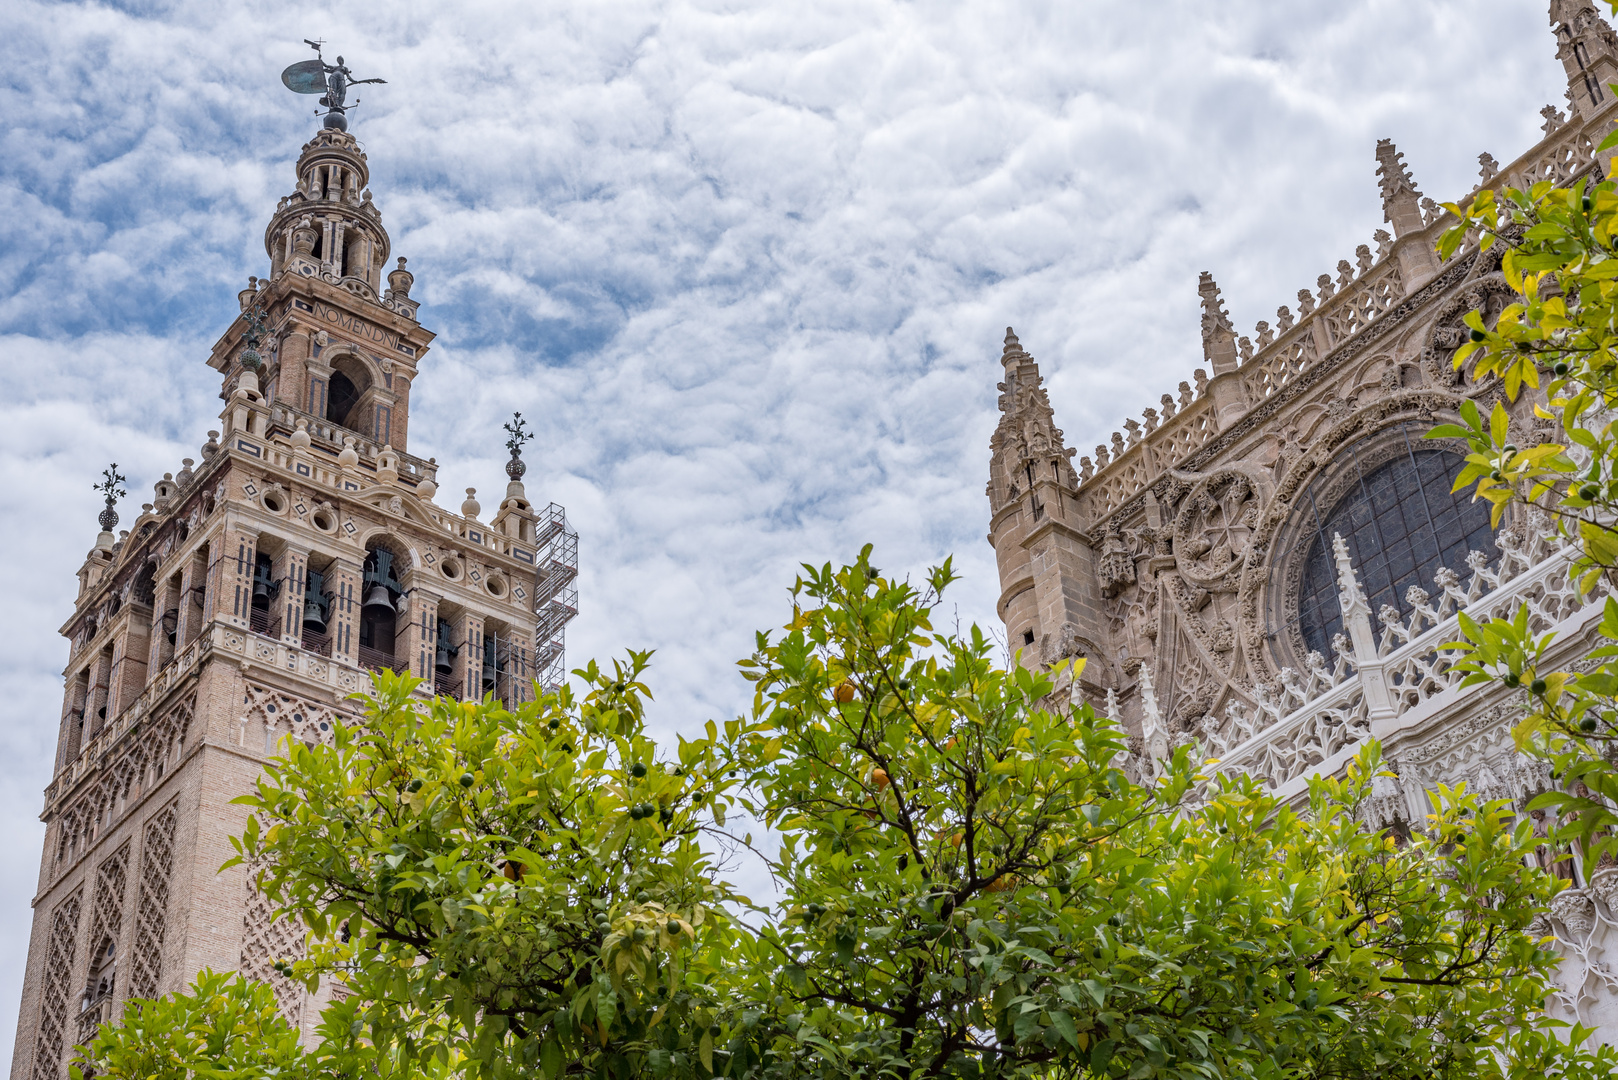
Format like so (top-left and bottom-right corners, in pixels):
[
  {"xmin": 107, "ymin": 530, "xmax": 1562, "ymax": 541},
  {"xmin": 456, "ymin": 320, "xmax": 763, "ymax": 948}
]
[{"xmin": 0, "ymin": 0, "xmax": 1571, "ymax": 1066}]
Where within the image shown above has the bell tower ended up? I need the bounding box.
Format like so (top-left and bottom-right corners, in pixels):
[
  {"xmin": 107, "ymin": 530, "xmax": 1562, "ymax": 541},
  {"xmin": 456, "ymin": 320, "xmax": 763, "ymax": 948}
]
[{"xmin": 10, "ymin": 55, "xmax": 580, "ymax": 1080}]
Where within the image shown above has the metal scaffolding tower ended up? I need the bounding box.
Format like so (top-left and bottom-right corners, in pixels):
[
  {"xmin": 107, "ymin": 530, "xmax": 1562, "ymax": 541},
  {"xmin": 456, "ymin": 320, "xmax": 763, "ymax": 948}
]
[{"xmin": 532, "ymin": 502, "xmax": 579, "ymax": 692}]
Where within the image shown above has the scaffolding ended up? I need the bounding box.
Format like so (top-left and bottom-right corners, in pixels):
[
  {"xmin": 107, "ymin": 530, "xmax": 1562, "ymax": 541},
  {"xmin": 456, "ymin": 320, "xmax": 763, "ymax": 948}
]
[{"xmin": 532, "ymin": 502, "xmax": 579, "ymax": 693}]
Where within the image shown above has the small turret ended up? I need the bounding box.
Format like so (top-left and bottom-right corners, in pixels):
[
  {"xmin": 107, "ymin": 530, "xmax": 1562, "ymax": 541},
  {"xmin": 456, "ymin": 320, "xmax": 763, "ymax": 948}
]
[{"xmin": 1551, "ymin": 0, "xmax": 1618, "ymax": 120}]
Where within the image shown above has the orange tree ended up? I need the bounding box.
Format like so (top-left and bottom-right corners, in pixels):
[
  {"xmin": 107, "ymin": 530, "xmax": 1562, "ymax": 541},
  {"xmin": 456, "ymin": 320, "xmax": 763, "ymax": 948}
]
[
  {"xmin": 76, "ymin": 551, "xmax": 1610, "ymax": 1079},
  {"xmin": 1424, "ymin": 27, "xmax": 1618, "ymax": 869}
]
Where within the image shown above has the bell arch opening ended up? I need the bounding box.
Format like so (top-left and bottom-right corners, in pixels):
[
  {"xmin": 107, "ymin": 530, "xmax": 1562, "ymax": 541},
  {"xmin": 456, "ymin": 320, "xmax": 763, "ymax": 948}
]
[{"xmin": 324, "ymin": 354, "xmax": 372, "ymax": 430}]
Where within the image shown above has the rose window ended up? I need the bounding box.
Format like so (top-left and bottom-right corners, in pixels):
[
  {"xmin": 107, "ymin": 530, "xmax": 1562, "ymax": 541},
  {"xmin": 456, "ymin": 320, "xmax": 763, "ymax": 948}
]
[{"xmin": 1296, "ymin": 447, "xmax": 1496, "ymax": 658}]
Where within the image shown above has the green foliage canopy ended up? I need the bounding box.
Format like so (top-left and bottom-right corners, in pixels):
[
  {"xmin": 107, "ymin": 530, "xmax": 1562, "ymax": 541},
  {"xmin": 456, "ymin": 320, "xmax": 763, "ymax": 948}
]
[{"xmin": 74, "ymin": 552, "xmax": 1611, "ymax": 1080}]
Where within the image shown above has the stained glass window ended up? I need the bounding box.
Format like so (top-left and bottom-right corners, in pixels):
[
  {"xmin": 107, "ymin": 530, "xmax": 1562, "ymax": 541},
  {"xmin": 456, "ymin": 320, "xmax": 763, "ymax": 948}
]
[{"xmin": 1296, "ymin": 441, "xmax": 1496, "ymax": 659}]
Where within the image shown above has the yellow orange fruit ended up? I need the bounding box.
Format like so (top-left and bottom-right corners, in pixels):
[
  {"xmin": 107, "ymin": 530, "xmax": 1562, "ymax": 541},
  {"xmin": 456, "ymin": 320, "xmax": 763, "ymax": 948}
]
[{"xmin": 834, "ymin": 682, "xmax": 856, "ymax": 703}]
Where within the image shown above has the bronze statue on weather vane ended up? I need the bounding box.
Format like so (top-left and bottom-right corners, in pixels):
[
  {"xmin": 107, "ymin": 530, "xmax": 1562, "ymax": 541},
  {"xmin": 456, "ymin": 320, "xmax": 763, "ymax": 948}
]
[{"xmin": 280, "ymin": 39, "xmax": 386, "ymax": 132}]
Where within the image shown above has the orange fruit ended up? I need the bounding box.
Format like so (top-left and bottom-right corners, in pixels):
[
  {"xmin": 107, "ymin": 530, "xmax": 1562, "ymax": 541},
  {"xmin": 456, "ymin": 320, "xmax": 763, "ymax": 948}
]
[
  {"xmin": 835, "ymin": 682, "xmax": 856, "ymax": 703},
  {"xmin": 872, "ymin": 769, "xmax": 890, "ymax": 789}
]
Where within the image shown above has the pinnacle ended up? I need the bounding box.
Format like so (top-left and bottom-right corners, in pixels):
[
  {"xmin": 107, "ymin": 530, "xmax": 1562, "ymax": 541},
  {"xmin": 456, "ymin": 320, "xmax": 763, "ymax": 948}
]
[
  {"xmin": 1001, "ymin": 326, "xmax": 1030, "ymax": 363},
  {"xmin": 1197, "ymin": 272, "xmax": 1230, "ymax": 324},
  {"xmin": 1374, "ymin": 139, "xmax": 1421, "ymax": 197},
  {"xmin": 1374, "ymin": 138, "xmax": 1425, "ymax": 235}
]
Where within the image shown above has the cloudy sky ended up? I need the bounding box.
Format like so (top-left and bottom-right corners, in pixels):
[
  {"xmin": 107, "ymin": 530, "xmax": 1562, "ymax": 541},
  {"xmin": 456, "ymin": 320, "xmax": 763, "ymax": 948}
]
[{"xmin": 0, "ymin": 0, "xmax": 1573, "ymax": 1063}]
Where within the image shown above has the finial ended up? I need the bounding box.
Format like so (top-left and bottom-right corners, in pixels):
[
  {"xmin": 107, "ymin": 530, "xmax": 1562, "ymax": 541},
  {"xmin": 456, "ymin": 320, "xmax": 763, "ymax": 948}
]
[
  {"xmin": 388, "ymin": 257, "xmax": 414, "ymax": 300},
  {"xmin": 503, "ymin": 411, "xmax": 531, "ymax": 482},
  {"xmin": 1198, "ymin": 272, "xmax": 1239, "ymax": 375},
  {"xmin": 1001, "ymin": 326, "xmax": 1026, "ymax": 361},
  {"xmin": 238, "ymin": 303, "xmax": 268, "ymax": 371},
  {"xmin": 94, "ymin": 465, "xmax": 127, "ymax": 548},
  {"xmin": 1374, "ymin": 138, "xmax": 1426, "ymax": 237},
  {"xmin": 1478, "ymin": 152, "xmax": 1499, "ymax": 183},
  {"xmin": 281, "ymin": 41, "xmax": 387, "ymax": 132}
]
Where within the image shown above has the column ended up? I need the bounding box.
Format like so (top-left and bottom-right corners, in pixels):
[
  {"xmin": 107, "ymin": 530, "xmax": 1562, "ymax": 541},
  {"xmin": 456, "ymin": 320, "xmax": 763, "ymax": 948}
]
[{"xmin": 327, "ymin": 556, "xmax": 362, "ymax": 666}]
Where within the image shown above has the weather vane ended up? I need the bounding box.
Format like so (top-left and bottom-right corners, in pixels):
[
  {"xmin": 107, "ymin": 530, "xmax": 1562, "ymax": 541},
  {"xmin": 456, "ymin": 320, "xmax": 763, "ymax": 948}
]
[
  {"xmin": 280, "ymin": 40, "xmax": 386, "ymax": 132},
  {"xmin": 94, "ymin": 464, "xmax": 127, "ymax": 533},
  {"xmin": 504, "ymin": 412, "xmax": 532, "ymax": 481}
]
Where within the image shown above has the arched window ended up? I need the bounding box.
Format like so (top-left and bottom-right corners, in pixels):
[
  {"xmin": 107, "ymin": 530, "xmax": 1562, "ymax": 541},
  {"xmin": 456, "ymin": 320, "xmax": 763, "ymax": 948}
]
[
  {"xmin": 327, "ymin": 371, "xmax": 361, "ymax": 427},
  {"xmin": 358, "ymin": 546, "xmax": 403, "ymax": 669},
  {"xmin": 1296, "ymin": 444, "xmax": 1495, "ymax": 658}
]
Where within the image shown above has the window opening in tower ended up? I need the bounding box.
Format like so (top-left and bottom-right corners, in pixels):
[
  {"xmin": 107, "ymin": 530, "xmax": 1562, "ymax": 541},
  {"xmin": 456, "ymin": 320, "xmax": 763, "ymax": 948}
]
[
  {"xmin": 250, "ymin": 552, "xmax": 278, "ymax": 637},
  {"xmin": 434, "ymin": 618, "xmax": 461, "ymax": 697},
  {"xmin": 327, "ymin": 370, "xmax": 361, "ymax": 428},
  {"xmin": 302, "ymin": 568, "xmax": 333, "ymax": 657},
  {"xmin": 359, "ymin": 549, "xmax": 401, "ymax": 672}
]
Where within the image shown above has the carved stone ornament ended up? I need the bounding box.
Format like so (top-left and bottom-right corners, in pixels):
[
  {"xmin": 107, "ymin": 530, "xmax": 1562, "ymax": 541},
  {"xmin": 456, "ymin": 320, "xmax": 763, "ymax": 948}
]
[
  {"xmin": 1171, "ymin": 468, "xmax": 1263, "ymax": 589},
  {"xmin": 1097, "ymin": 523, "xmax": 1136, "ymax": 599},
  {"xmin": 1419, "ymin": 273, "xmax": 1516, "ymax": 389}
]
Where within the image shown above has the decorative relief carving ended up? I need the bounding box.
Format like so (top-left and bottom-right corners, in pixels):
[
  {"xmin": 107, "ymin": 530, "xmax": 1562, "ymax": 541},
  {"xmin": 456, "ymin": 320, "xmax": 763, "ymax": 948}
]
[
  {"xmin": 77, "ymin": 842, "xmax": 130, "ymax": 1048},
  {"xmin": 52, "ymin": 694, "xmax": 194, "ymax": 881},
  {"xmin": 128, "ymin": 802, "xmax": 178, "ymax": 1000},
  {"xmin": 1419, "ymin": 274, "xmax": 1516, "ymax": 389},
  {"xmin": 242, "ymin": 681, "xmax": 347, "ymax": 754},
  {"xmin": 1097, "ymin": 523, "xmax": 1136, "ymax": 599},
  {"xmin": 238, "ymin": 845, "xmax": 307, "ymax": 1026},
  {"xmin": 30, "ymin": 888, "xmax": 82, "ymax": 1080},
  {"xmin": 1173, "ymin": 470, "xmax": 1260, "ymax": 587}
]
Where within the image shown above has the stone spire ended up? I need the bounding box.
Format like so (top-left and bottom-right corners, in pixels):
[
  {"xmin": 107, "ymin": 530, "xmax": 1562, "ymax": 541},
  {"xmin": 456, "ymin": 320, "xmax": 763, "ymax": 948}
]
[
  {"xmin": 1374, "ymin": 139, "xmax": 1440, "ymax": 292},
  {"xmin": 1551, "ymin": 1, "xmax": 1618, "ymax": 120},
  {"xmin": 1197, "ymin": 272, "xmax": 1239, "ymax": 376},
  {"xmin": 985, "ymin": 327, "xmax": 1106, "ymax": 688},
  {"xmin": 1374, "ymin": 139, "xmax": 1426, "ymax": 238},
  {"xmin": 989, "ymin": 327, "xmax": 1074, "ymax": 515}
]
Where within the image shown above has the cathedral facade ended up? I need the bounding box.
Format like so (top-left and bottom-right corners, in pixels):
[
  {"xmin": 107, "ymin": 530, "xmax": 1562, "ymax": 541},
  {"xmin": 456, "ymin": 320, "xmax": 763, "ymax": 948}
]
[
  {"xmin": 9, "ymin": 114, "xmax": 578, "ymax": 1077},
  {"xmin": 988, "ymin": 1, "xmax": 1618, "ymax": 1044}
]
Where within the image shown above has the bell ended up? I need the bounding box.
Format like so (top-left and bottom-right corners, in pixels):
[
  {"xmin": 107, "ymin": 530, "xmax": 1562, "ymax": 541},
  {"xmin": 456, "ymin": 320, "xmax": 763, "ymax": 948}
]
[
  {"xmin": 362, "ymin": 584, "xmax": 394, "ymax": 613},
  {"xmin": 303, "ymin": 571, "xmax": 328, "ymax": 634},
  {"xmin": 434, "ymin": 619, "xmax": 456, "ymax": 673},
  {"xmin": 252, "ymin": 555, "xmax": 275, "ymax": 604}
]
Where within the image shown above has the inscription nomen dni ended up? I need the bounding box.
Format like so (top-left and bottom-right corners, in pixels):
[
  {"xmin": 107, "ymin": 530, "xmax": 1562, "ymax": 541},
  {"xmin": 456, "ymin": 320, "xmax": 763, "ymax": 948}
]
[{"xmin": 312, "ymin": 301, "xmax": 398, "ymax": 350}]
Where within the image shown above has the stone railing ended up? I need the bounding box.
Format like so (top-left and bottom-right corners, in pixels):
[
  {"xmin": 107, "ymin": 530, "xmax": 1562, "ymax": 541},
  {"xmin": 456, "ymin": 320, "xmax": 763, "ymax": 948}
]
[
  {"xmin": 1080, "ymin": 394, "xmax": 1219, "ymax": 517},
  {"xmin": 1077, "ymin": 239, "xmax": 1414, "ymax": 520},
  {"xmin": 221, "ymin": 428, "xmax": 542, "ymax": 564},
  {"xmin": 263, "ymin": 403, "xmax": 438, "ymax": 486},
  {"xmin": 1197, "ymin": 517, "xmax": 1600, "ymax": 792},
  {"xmin": 1488, "ymin": 116, "xmax": 1599, "ymax": 196},
  {"xmin": 44, "ymin": 633, "xmax": 210, "ymax": 811}
]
